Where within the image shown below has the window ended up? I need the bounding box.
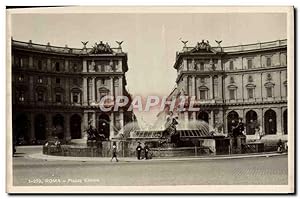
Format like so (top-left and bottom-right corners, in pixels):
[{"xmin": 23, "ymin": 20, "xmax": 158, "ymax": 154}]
[
  {"xmin": 56, "ymin": 78, "xmax": 60, "ymax": 84},
  {"xmin": 56, "ymin": 94, "xmax": 62, "ymax": 103},
  {"xmin": 18, "ymin": 75, "xmax": 24, "ymax": 81},
  {"xmin": 73, "ymin": 64, "xmax": 77, "ymax": 72},
  {"xmin": 266, "ymin": 87, "xmax": 272, "ymax": 97},
  {"xmin": 187, "ymin": 59, "xmax": 192, "ymax": 70},
  {"xmin": 73, "ymin": 78, "xmax": 78, "ymax": 85},
  {"xmin": 247, "ymin": 59, "xmax": 253, "ymax": 69},
  {"xmin": 38, "ymin": 60, "xmax": 42, "ymax": 70},
  {"xmin": 200, "ymin": 90, "xmax": 206, "ymax": 100},
  {"xmin": 229, "ymin": 90, "xmax": 235, "ymax": 100},
  {"xmin": 18, "ymin": 91, "xmax": 25, "ymax": 102},
  {"xmin": 200, "ymin": 77, "xmax": 205, "ymax": 83},
  {"xmin": 230, "ymin": 77, "xmax": 235, "ymax": 83},
  {"xmin": 266, "ymin": 57, "xmax": 271, "ymax": 67},
  {"xmin": 101, "ymin": 79, "xmax": 105, "ymax": 85},
  {"xmin": 37, "ymin": 91, "xmax": 44, "ymax": 102},
  {"xmin": 19, "ymin": 57, "xmax": 23, "ymax": 68},
  {"xmin": 248, "ymin": 88, "xmax": 254, "ymax": 99},
  {"xmin": 100, "ymin": 65, "xmax": 105, "ymax": 72},
  {"xmin": 37, "ymin": 76, "xmax": 43, "ymax": 83},
  {"xmin": 99, "ymin": 91, "xmax": 108, "ymax": 100},
  {"xmin": 229, "ymin": 61, "xmax": 234, "ymax": 70},
  {"xmin": 55, "ymin": 62, "xmax": 60, "ymax": 72},
  {"xmin": 248, "ymin": 75, "xmax": 253, "ymax": 82},
  {"xmin": 200, "ymin": 62, "xmax": 204, "ymax": 71},
  {"xmin": 73, "ymin": 93, "xmax": 78, "ymax": 103}
]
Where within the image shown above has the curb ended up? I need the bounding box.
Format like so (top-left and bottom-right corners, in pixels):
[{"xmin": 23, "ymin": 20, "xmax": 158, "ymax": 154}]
[{"xmin": 27, "ymin": 152, "xmax": 288, "ymax": 163}]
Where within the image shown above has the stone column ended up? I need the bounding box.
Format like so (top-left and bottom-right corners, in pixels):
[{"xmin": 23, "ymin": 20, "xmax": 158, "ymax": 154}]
[
  {"xmin": 218, "ymin": 110, "xmax": 224, "ymax": 134},
  {"xmin": 218, "ymin": 59, "xmax": 222, "ymax": 70},
  {"xmin": 110, "ymin": 112, "xmax": 115, "ymax": 139},
  {"xmin": 48, "ymin": 77, "xmax": 52, "ymax": 103},
  {"xmin": 119, "ymin": 111, "xmax": 124, "ymax": 135},
  {"xmin": 91, "ymin": 77, "xmax": 96, "ymax": 103},
  {"xmin": 47, "ymin": 59, "xmax": 51, "ymax": 71},
  {"xmin": 210, "ymin": 76, "xmax": 214, "ymax": 99},
  {"xmin": 29, "ymin": 76, "xmax": 34, "ymax": 104},
  {"xmin": 119, "ymin": 76, "xmax": 123, "ymax": 96},
  {"xmin": 65, "ymin": 114, "xmax": 71, "ymax": 142},
  {"xmin": 118, "ymin": 60, "xmax": 122, "ymax": 72},
  {"xmin": 218, "ymin": 75, "xmax": 222, "ymax": 99},
  {"xmin": 191, "ymin": 76, "xmax": 196, "ymax": 98},
  {"xmin": 224, "ymin": 111, "xmax": 228, "ymax": 135},
  {"xmin": 29, "ymin": 112, "xmax": 35, "ymax": 143},
  {"xmin": 183, "ymin": 59, "xmax": 187, "ymax": 70},
  {"xmin": 183, "ymin": 76, "xmax": 188, "ymax": 95},
  {"xmin": 242, "ymin": 74, "xmax": 244, "ymax": 100},
  {"xmin": 83, "ymin": 60, "xmax": 87, "ymax": 72},
  {"xmin": 82, "ymin": 112, "xmax": 89, "ymax": 138},
  {"xmin": 110, "ymin": 77, "xmax": 114, "ymax": 97},
  {"xmin": 92, "ymin": 111, "xmax": 96, "ymax": 127},
  {"xmin": 192, "ymin": 59, "xmax": 195, "ymax": 70},
  {"xmin": 261, "ymin": 108, "xmax": 264, "ymax": 135},
  {"xmin": 65, "ymin": 60, "xmax": 69, "ymax": 72},
  {"xmin": 83, "ymin": 77, "xmax": 88, "ymax": 106},
  {"xmin": 65, "ymin": 78, "xmax": 70, "ymax": 104},
  {"xmin": 209, "ymin": 110, "xmax": 214, "ymax": 131},
  {"xmin": 29, "ymin": 56, "xmax": 33, "ymax": 68},
  {"xmin": 276, "ymin": 107, "xmax": 283, "ymax": 135}
]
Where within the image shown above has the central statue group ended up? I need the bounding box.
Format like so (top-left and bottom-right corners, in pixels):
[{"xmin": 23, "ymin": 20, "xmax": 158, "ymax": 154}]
[
  {"xmin": 162, "ymin": 112, "xmax": 180, "ymax": 145},
  {"xmin": 85, "ymin": 120, "xmax": 106, "ymax": 144}
]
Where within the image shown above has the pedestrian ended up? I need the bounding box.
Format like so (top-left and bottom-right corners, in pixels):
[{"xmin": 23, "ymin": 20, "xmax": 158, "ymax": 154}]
[
  {"xmin": 136, "ymin": 142, "xmax": 143, "ymax": 160},
  {"xmin": 110, "ymin": 143, "xmax": 119, "ymax": 162},
  {"xmin": 144, "ymin": 143, "xmax": 150, "ymax": 160},
  {"xmin": 277, "ymin": 139, "xmax": 283, "ymax": 153},
  {"xmin": 237, "ymin": 118, "xmax": 245, "ymax": 136}
]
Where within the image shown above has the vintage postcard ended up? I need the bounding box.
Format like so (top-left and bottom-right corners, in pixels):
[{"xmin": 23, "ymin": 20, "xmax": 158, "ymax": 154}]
[{"xmin": 6, "ymin": 6, "xmax": 294, "ymax": 193}]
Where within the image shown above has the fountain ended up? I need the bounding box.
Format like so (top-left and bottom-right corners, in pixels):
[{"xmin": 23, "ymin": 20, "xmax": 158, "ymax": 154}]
[{"xmin": 43, "ymin": 112, "xmax": 245, "ymax": 157}]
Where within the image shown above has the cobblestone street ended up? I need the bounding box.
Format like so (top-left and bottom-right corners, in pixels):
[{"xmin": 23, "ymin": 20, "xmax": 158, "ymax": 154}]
[{"xmin": 12, "ymin": 147, "xmax": 288, "ymax": 186}]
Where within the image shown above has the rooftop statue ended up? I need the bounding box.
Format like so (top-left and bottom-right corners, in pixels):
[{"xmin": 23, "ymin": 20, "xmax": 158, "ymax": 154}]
[{"xmin": 90, "ymin": 41, "xmax": 113, "ymax": 54}]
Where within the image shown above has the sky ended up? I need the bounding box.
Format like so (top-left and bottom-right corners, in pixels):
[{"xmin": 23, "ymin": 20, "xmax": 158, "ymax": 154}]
[{"xmin": 10, "ymin": 12, "xmax": 287, "ymax": 124}]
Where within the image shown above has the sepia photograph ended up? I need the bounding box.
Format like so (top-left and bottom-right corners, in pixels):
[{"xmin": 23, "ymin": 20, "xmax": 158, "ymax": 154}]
[{"xmin": 6, "ymin": 6, "xmax": 294, "ymax": 193}]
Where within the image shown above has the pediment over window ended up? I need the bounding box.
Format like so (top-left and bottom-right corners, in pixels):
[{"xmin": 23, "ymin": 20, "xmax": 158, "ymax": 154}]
[
  {"xmin": 227, "ymin": 85, "xmax": 238, "ymax": 90},
  {"xmin": 71, "ymin": 87, "xmax": 82, "ymax": 93},
  {"xmin": 264, "ymin": 82, "xmax": 275, "ymax": 88},
  {"xmin": 98, "ymin": 87, "xmax": 110, "ymax": 92},
  {"xmin": 245, "ymin": 83, "xmax": 256, "ymax": 88},
  {"xmin": 198, "ymin": 85, "xmax": 209, "ymax": 90}
]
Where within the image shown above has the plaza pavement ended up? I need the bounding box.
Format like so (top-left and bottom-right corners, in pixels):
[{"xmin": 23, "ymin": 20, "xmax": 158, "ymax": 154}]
[{"xmin": 12, "ymin": 146, "xmax": 289, "ymax": 186}]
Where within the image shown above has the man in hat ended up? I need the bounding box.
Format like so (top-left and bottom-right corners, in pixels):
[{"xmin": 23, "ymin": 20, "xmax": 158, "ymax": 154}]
[
  {"xmin": 136, "ymin": 142, "xmax": 143, "ymax": 160},
  {"xmin": 110, "ymin": 142, "xmax": 119, "ymax": 162},
  {"xmin": 144, "ymin": 143, "xmax": 150, "ymax": 160}
]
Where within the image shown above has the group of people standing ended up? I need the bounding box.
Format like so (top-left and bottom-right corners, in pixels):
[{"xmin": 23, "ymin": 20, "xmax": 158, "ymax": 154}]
[
  {"xmin": 110, "ymin": 142, "xmax": 151, "ymax": 162},
  {"xmin": 136, "ymin": 142, "xmax": 151, "ymax": 160}
]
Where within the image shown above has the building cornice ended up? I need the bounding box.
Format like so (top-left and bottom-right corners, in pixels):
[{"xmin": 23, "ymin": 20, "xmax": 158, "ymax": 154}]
[{"xmin": 173, "ymin": 39, "xmax": 287, "ymax": 70}]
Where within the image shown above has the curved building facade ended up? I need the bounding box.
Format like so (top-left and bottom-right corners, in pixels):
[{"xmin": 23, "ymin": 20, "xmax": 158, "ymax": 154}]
[
  {"xmin": 12, "ymin": 40, "xmax": 135, "ymax": 144},
  {"xmin": 171, "ymin": 39, "xmax": 287, "ymax": 141}
]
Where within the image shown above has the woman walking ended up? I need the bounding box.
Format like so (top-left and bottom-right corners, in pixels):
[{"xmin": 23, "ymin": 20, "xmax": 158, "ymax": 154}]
[{"xmin": 110, "ymin": 143, "xmax": 119, "ymax": 162}]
